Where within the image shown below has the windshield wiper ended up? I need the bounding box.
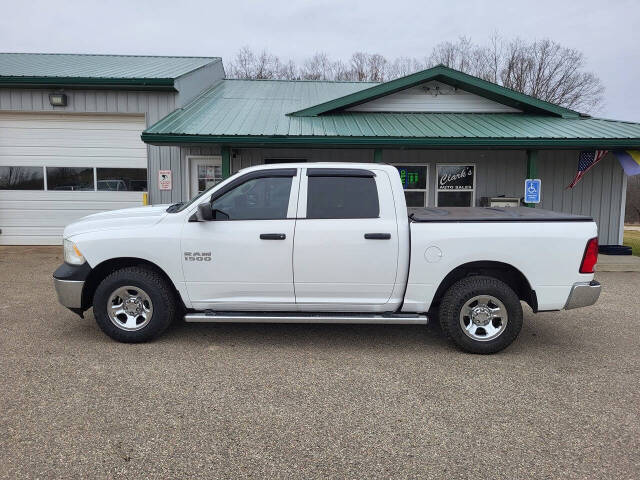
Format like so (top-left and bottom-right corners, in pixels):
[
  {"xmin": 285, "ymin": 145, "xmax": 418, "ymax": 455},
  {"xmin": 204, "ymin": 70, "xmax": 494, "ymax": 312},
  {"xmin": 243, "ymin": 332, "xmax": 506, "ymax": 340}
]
[{"xmin": 166, "ymin": 202, "xmax": 184, "ymax": 213}]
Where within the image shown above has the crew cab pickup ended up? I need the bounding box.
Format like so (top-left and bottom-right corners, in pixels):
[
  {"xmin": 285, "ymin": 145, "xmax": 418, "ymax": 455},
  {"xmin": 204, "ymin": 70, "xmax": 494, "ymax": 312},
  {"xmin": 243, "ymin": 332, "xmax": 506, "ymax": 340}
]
[{"xmin": 53, "ymin": 163, "xmax": 601, "ymax": 353}]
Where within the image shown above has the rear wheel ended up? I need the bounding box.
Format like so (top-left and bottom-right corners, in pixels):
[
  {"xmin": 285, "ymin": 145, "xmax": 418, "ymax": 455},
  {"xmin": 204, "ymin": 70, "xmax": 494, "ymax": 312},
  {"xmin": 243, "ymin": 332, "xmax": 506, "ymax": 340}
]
[
  {"xmin": 439, "ymin": 275, "xmax": 523, "ymax": 354},
  {"xmin": 93, "ymin": 266, "xmax": 176, "ymax": 342}
]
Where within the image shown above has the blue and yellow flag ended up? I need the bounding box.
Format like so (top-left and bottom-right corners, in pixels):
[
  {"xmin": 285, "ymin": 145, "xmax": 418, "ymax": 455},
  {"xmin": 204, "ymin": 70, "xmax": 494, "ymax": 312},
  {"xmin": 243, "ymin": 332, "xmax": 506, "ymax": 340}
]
[{"xmin": 613, "ymin": 150, "xmax": 640, "ymax": 176}]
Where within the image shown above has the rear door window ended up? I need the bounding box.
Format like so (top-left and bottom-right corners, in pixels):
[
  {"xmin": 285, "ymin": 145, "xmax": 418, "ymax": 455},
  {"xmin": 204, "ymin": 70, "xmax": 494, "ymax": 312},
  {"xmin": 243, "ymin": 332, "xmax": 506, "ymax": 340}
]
[{"xmin": 306, "ymin": 175, "xmax": 379, "ymax": 219}]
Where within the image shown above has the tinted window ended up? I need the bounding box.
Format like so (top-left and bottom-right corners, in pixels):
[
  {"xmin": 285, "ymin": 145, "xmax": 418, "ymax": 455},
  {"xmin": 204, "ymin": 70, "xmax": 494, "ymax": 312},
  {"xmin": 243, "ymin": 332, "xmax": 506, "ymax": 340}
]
[
  {"xmin": 0, "ymin": 166, "xmax": 44, "ymax": 190},
  {"xmin": 307, "ymin": 176, "xmax": 379, "ymax": 219},
  {"xmin": 211, "ymin": 176, "xmax": 292, "ymax": 220},
  {"xmin": 404, "ymin": 191, "xmax": 426, "ymax": 207},
  {"xmin": 397, "ymin": 165, "xmax": 427, "ymax": 189},
  {"xmin": 97, "ymin": 168, "xmax": 147, "ymax": 191},
  {"xmin": 47, "ymin": 167, "xmax": 94, "ymax": 191},
  {"xmin": 437, "ymin": 191, "xmax": 473, "ymax": 206}
]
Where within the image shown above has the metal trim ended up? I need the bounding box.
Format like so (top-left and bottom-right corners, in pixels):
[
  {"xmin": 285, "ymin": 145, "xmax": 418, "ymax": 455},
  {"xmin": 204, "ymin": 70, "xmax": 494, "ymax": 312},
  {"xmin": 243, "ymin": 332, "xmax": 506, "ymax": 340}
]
[
  {"xmin": 564, "ymin": 280, "xmax": 602, "ymax": 310},
  {"xmin": 53, "ymin": 278, "xmax": 85, "ymax": 309},
  {"xmin": 185, "ymin": 312, "xmax": 428, "ymax": 324},
  {"xmin": 141, "ymin": 133, "xmax": 640, "ymax": 149}
]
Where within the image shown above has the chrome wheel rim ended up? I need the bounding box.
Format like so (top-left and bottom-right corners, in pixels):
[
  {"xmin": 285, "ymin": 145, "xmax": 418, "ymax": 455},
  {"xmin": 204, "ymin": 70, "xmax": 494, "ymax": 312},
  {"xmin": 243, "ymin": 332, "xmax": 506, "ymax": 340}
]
[
  {"xmin": 107, "ymin": 285, "xmax": 153, "ymax": 331},
  {"xmin": 459, "ymin": 295, "xmax": 508, "ymax": 342}
]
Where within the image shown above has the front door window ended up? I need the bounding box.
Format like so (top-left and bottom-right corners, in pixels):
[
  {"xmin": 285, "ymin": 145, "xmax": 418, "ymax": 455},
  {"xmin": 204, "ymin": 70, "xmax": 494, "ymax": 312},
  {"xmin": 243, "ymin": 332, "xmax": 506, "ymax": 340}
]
[{"xmin": 211, "ymin": 176, "xmax": 293, "ymax": 220}]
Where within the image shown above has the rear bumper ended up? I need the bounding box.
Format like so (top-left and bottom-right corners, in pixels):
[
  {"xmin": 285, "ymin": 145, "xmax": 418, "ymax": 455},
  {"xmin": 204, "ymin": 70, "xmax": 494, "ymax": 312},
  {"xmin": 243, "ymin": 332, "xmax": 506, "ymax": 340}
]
[
  {"xmin": 53, "ymin": 262, "xmax": 92, "ymax": 310},
  {"xmin": 564, "ymin": 280, "xmax": 601, "ymax": 310}
]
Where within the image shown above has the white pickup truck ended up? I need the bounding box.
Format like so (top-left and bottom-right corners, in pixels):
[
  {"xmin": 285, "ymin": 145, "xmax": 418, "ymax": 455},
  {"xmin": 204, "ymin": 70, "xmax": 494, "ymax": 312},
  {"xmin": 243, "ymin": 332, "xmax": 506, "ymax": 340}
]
[{"xmin": 53, "ymin": 163, "xmax": 601, "ymax": 353}]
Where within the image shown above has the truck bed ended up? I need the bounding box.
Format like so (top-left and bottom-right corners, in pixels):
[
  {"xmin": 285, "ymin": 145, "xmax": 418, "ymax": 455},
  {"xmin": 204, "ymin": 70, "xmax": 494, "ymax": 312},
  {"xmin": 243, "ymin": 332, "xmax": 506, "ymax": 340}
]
[{"xmin": 408, "ymin": 207, "xmax": 593, "ymax": 223}]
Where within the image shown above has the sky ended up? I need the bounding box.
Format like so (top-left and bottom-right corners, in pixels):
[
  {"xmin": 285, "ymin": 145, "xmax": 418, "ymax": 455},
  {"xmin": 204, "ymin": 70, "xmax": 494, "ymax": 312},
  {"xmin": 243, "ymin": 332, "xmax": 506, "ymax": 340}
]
[{"xmin": 1, "ymin": 0, "xmax": 639, "ymax": 121}]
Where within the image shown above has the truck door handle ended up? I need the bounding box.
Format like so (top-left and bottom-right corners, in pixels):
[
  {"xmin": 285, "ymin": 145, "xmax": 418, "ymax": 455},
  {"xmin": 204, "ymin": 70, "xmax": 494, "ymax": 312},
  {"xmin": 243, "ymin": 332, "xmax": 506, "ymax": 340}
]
[
  {"xmin": 364, "ymin": 233, "xmax": 391, "ymax": 240},
  {"xmin": 260, "ymin": 233, "xmax": 286, "ymax": 240}
]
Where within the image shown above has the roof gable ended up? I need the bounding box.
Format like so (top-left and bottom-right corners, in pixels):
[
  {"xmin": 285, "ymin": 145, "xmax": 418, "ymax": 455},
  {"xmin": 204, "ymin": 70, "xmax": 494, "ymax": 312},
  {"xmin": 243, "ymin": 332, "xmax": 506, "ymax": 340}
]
[
  {"xmin": 346, "ymin": 80, "xmax": 521, "ymax": 113},
  {"xmin": 289, "ymin": 65, "xmax": 581, "ymax": 119}
]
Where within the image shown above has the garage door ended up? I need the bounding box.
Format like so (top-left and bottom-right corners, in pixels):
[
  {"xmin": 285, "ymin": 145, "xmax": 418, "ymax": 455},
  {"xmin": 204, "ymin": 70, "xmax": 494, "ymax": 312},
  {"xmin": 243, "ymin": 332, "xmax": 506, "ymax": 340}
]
[{"xmin": 0, "ymin": 112, "xmax": 147, "ymax": 245}]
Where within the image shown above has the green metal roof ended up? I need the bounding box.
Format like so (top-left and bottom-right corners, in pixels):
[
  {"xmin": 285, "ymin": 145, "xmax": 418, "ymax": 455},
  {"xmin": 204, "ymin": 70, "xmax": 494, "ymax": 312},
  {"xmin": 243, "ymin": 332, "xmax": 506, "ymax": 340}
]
[
  {"xmin": 289, "ymin": 65, "xmax": 581, "ymax": 119},
  {"xmin": 142, "ymin": 79, "xmax": 640, "ymax": 148},
  {"xmin": 0, "ymin": 53, "xmax": 220, "ymax": 88}
]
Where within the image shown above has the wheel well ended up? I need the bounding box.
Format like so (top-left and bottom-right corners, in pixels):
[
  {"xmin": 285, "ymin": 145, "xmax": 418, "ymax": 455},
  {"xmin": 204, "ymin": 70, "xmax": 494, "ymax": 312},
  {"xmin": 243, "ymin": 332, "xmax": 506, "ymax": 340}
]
[
  {"xmin": 81, "ymin": 258, "xmax": 184, "ymax": 311},
  {"xmin": 431, "ymin": 261, "xmax": 537, "ymax": 312}
]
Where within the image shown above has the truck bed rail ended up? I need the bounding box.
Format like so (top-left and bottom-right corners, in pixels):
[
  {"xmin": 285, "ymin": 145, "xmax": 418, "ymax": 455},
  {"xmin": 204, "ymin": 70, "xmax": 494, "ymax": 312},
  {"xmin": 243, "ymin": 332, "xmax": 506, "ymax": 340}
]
[{"xmin": 409, "ymin": 207, "xmax": 593, "ymax": 223}]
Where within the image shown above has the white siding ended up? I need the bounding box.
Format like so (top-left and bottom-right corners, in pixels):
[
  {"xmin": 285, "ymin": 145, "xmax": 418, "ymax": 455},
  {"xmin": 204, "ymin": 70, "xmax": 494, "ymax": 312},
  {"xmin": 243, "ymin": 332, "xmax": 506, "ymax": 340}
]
[
  {"xmin": 347, "ymin": 81, "xmax": 522, "ymax": 113},
  {"xmin": 0, "ymin": 112, "xmax": 148, "ymax": 245},
  {"xmin": 0, "ymin": 87, "xmax": 180, "ymax": 204},
  {"xmin": 0, "ymin": 112, "xmax": 146, "ymax": 168}
]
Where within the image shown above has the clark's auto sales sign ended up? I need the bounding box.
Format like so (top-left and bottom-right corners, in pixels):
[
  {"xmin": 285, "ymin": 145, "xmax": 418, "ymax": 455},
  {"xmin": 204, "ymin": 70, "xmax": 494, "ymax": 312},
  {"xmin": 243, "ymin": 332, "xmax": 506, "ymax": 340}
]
[{"xmin": 437, "ymin": 165, "xmax": 475, "ymax": 190}]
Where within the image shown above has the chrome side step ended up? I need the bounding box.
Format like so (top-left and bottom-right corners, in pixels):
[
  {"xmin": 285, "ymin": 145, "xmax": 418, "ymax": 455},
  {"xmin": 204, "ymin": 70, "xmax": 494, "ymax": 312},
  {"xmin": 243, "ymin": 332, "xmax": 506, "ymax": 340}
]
[{"xmin": 184, "ymin": 311, "xmax": 428, "ymax": 325}]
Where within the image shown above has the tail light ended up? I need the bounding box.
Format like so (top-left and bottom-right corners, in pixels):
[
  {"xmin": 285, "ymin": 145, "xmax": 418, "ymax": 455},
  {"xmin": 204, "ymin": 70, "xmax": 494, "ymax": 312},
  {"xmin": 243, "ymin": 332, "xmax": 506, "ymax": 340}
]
[{"xmin": 580, "ymin": 237, "xmax": 598, "ymax": 273}]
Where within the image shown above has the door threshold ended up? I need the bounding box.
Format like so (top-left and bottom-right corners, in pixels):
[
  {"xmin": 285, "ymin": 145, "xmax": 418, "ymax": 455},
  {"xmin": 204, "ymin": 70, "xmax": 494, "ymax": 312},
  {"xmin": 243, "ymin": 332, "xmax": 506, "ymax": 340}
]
[{"xmin": 184, "ymin": 311, "xmax": 428, "ymax": 325}]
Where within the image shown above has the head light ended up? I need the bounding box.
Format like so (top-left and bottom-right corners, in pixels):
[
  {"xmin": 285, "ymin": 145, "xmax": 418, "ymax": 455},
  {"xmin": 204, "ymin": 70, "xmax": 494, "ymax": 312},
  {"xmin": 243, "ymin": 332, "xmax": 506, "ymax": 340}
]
[{"xmin": 63, "ymin": 239, "xmax": 85, "ymax": 265}]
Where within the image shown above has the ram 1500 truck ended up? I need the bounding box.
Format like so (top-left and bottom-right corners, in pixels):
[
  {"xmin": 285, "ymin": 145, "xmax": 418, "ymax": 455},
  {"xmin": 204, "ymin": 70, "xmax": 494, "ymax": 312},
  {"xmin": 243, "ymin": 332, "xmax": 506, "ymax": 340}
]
[{"xmin": 53, "ymin": 163, "xmax": 602, "ymax": 353}]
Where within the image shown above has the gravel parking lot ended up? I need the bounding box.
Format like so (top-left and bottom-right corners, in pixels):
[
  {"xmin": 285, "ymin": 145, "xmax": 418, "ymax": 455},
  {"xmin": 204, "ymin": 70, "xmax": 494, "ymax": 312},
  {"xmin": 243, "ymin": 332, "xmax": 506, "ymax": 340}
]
[{"xmin": 1, "ymin": 246, "xmax": 639, "ymax": 479}]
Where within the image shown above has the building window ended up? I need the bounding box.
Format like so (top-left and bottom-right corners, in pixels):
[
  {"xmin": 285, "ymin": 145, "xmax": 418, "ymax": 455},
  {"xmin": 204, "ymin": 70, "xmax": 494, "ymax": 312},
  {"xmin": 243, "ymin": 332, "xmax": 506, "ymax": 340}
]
[
  {"xmin": 0, "ymin": 166, "xmax": 45, "ymax": 190},
  {"xmin": 197, "ymin": 164, "xmax": 222, "ymax": 194},
  {"xmin": 97, "ymin": 168, "xmax": 147, "ymax": 191},
  {"xmin": 394, "ymin": 164, "xmax": 428, "ymax": 207},
  {"xmin": 46, "ymin": 167, "xmax": 95, "ymax": 191},
  {"xmin": 307, "ymin": 176, "xmax": 379, "ymax": 219},
  {"xmin": 436, "ymin": 164, "xmax": 475, "ymax": 207}
]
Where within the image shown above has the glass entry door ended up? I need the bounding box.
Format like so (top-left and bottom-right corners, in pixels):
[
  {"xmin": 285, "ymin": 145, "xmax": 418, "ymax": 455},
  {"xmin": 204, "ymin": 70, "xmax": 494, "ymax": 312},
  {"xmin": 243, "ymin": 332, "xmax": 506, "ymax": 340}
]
[{"xmin": 189, "ymin": 156, "xmax": 222, "ymax": 198}]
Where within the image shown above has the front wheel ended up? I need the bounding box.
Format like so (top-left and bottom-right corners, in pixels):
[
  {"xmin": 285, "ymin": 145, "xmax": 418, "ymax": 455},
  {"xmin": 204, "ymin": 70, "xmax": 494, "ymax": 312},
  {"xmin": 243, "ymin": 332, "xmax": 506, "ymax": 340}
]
[
  {"xmin": 439, "ymin": 275, "xmax": 523, "ymax": 354},
  {"xmin": 93, "ymin": 266, "xmax": 176, "ymax": 342}
]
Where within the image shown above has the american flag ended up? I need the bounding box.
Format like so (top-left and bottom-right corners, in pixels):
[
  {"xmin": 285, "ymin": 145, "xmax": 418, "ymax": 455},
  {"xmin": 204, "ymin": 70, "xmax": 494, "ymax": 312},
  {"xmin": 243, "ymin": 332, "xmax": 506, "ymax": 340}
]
[{"xmin": 567, "ymin": 150, "xmax": 608, "ymax": 189}]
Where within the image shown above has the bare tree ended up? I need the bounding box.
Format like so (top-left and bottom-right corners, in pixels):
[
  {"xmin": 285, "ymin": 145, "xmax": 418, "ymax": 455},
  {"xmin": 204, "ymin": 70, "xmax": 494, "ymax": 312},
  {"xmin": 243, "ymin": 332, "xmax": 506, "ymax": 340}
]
[
  {"xmin": 277, "ymin": 59, "xmax": 298, "ymax": 80},
  {"xmin": 367, "ymin": 54, "xmax": 388, "ymax": 82},
  {"xmin": 226, "ymin": 37, "xmax": 604, "ymax": 112},
  {"xmin": 300, "ymin": 53, "xmax": 334, "ymax": 80},
  {"xmin": 428, "ymin": 36, "xmax": 603, "ymax": 111},
  {"xmin": 227, "ymin": 46, "xmax": 284, "ymax": 80},
  {"xmin": 350, "ymin": 52, "xmax": 369, "ymax": 81},
  {"xmin": 227, "ymin": 46, "xmax": 258, "ymax": 79},
  {"xmin": 333, "ymin": 60, "xmax": 356, "ymax": 81},
  {"xmin": 386, "ymin": 56, "xmax": 424, "ymax": 79}
]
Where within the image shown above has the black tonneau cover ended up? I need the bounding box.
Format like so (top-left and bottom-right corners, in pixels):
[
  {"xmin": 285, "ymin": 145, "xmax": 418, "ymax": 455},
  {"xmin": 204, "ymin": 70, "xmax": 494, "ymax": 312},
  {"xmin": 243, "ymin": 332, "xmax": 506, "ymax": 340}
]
[{"xmin": 409, "ymin": 207, "xmax": 593, "ymax": 223}]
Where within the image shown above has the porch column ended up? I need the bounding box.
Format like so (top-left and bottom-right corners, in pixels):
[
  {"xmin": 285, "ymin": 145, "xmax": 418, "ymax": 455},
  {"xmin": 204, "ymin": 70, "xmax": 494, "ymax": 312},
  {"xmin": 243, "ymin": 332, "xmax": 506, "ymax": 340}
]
[
  {"xmin": 373, "ymin": 148, "xmax": 383, "ymax": 163},
  {"xmin": 221, "ymin": 146, "xmax": 231, "ymax": 179},
  {"xmin": 526, "ymin": 150, "xmax": 538, "ymax": 208}
]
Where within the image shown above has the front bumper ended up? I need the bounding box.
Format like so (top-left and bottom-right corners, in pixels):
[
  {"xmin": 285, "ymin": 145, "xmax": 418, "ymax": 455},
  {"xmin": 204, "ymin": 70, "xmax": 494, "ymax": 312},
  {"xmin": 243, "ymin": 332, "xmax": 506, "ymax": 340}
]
[
  {"xmin": 53, "ymin": 277, "xmax": 84, "ymax": 308},
  {"xmin": 53, "ymin": 262, "xmax": 92, "ymax": 310},
  {"xmin": 564, "ymin": 280, "xmax": 601, "ymax": 310}
]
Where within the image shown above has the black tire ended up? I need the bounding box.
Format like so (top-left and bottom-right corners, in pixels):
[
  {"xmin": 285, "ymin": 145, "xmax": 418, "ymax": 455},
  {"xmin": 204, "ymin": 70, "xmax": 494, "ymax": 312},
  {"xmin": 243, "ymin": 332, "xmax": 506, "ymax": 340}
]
[
  {"xmin": 92, "ymin": 266, "xmax": 176, "ymax": 343},
  {"xmin": 439, "ymin": 275, "xmax": 523, "ymax": 354}
]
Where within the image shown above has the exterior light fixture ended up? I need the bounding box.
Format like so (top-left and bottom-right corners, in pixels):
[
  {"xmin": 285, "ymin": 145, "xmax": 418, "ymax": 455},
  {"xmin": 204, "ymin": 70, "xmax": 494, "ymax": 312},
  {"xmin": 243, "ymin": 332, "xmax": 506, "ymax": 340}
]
[{"xmin": 49, "ymin": 93, "xmax": 67, "ymax": 107}]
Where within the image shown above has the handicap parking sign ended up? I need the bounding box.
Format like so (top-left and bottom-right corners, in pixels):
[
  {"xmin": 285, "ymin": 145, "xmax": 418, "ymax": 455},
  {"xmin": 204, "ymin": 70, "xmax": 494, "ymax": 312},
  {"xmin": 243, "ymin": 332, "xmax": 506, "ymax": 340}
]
[{"xmin": 524, "ymin": 179, "xmax": 541, "ymax": 204}]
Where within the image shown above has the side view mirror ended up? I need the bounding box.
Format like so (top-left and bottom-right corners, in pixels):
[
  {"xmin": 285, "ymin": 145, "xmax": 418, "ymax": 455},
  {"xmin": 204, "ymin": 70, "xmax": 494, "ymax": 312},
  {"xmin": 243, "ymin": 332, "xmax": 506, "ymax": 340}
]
[
  {"xmin": 189, "ymin": 203, "xmax": 231, "ymax": 222},
  {"xmin": 196, "ymin": 203, "xmax": 214, "ymax": 221}
]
